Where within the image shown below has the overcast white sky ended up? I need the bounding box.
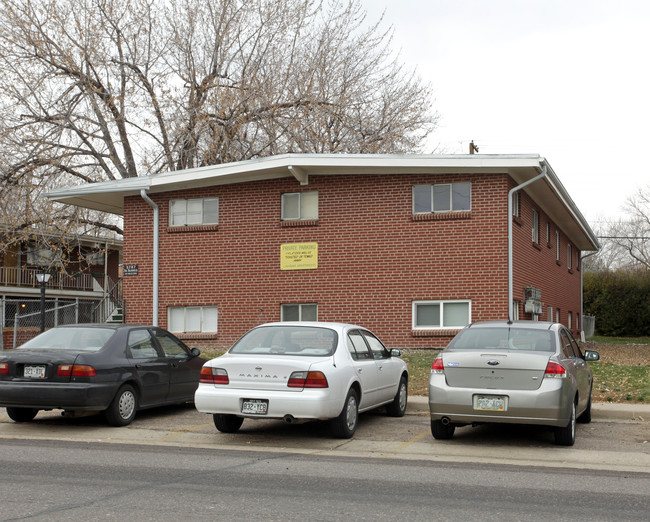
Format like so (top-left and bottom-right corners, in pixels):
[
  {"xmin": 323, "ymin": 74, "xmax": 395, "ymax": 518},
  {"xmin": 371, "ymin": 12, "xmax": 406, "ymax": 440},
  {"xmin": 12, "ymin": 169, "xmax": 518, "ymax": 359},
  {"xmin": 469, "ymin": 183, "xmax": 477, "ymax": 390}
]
[{"xmin": 361, "ymin": 0, "xmax": 650, "ymax": 224}]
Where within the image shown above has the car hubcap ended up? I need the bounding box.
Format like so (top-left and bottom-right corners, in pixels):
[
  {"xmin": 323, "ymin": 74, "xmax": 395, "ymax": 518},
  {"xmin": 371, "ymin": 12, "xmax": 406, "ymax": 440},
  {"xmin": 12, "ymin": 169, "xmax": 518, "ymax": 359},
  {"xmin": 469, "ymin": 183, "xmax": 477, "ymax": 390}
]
[
  {"xmin": 119, "ymin": 391, "xmax": 136, "ymax": 420},
  {"xmin": 346, "ymin": 396, "xmax": 358, "ymax": 430}
]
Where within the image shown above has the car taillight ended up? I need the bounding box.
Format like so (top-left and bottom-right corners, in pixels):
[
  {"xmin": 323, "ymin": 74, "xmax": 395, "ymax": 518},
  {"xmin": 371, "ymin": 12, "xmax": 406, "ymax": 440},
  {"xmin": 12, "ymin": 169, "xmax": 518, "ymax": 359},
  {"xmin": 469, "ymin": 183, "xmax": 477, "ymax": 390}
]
[
  {"xmin": 57, "ymin": 364, "xmax": 97, "ymax": 377},
  {"xmin": 431, "ymin": 356, "xmax": 444, "ymax": 374},
  {"xmin": 0, "ymin": 362, "xmax": 8, "ymax": 374},
  {"xmin": 200, "ymin": 366, "xmax": 229, "ymax": 384},
  {"xmin": 287, "ymin": 371, "xmax": 328, "ymax": 388},
  {"xmin": 544, "ymin": 361, "xmax": 566, "ymax": 378}
]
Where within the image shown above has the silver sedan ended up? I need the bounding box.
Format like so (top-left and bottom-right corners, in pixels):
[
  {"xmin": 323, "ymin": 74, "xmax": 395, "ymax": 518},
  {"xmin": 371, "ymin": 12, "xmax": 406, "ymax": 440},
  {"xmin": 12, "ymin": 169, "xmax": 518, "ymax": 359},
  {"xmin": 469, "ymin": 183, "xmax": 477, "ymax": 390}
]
[{"xmin": 428, "ymin": 320, "xmax": 600, "ymax": 446}]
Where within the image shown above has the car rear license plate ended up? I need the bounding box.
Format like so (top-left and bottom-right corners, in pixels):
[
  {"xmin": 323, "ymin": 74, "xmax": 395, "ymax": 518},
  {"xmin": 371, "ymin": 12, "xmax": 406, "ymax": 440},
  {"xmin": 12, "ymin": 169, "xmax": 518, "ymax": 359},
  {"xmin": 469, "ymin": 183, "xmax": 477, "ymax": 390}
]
[
  {"xmin": 24, "ymin": 365, "xmax": 46, "ymax": 379},
  {"xmin": 474, "ymin": 395, "xmax": 507, "ymax": 411},
  {"xmin": 241, "ymin": 399, "xmax": 268, "ymax": 415}
]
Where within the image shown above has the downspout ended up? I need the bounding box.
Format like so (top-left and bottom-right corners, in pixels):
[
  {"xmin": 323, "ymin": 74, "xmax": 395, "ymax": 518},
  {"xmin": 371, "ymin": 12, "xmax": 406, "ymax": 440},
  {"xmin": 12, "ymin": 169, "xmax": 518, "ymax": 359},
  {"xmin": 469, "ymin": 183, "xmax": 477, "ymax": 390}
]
[
  {"xmin": 508, "ymin": 165, "xmax": 547, "ymax": 321},
  {"xmin": 140, "ymin": 189, "xmax": 159, "ymax": 326}
]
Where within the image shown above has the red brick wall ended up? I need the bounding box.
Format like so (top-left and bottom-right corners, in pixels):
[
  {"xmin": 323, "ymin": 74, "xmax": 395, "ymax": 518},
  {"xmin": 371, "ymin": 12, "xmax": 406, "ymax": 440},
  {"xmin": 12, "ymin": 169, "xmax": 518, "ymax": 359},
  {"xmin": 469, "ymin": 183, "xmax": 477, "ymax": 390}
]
[
  {"xmin": 123, "ymin": 173, "xmax": 582, "ymax": 349},
  {"xmin": 512, "ymin": 185, "xmax": 582, "ymax": 336}
]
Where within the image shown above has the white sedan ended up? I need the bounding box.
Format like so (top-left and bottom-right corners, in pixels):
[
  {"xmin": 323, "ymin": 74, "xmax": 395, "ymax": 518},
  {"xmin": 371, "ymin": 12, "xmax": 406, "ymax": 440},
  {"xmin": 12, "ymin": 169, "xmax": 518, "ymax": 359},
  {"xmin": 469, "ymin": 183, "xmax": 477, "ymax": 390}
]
[{"xmin": 195, "ymin": 322, "xmax": 409, "ymax": 438}]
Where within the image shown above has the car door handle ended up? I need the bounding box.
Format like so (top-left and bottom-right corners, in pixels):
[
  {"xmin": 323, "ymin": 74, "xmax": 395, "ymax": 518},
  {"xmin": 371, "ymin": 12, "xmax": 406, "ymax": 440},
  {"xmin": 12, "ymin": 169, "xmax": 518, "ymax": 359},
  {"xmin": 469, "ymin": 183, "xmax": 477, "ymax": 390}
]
[{"xmin": 357, "ymin": 368, "xmax": 363, "ymax": 373}]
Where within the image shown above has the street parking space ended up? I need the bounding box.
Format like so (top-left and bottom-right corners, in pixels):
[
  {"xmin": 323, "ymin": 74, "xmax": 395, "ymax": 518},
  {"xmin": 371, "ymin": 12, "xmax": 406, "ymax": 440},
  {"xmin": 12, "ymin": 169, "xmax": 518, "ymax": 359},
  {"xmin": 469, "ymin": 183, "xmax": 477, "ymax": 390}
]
[{"xmin": 1, "ymin": 399, "xmax": 648, "ymax": 473}]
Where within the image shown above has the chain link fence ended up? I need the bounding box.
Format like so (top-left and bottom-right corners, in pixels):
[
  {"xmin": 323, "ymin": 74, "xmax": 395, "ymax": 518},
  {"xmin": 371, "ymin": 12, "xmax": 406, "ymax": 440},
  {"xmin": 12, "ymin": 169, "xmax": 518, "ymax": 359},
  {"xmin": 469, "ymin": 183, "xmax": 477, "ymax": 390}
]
[{"xmin": 1, "ymin": 297, "xmax": 100, "ymax": 350}]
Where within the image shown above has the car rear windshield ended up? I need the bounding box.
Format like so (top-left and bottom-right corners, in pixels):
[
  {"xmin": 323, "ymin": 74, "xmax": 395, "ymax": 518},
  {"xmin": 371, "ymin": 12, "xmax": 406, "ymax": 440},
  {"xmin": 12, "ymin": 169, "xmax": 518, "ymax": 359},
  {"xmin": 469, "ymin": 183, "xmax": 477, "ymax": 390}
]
[
  {"xmin": 229, "ymin": 326, "xmax": 338, "ymax": 356},
  {"xmin": 18, "ymin": 327, "xmax": 115, "ymax": 352},
  {"xmin": 448, "ymin": 327, "xmax": 556, "ymax": 352}
]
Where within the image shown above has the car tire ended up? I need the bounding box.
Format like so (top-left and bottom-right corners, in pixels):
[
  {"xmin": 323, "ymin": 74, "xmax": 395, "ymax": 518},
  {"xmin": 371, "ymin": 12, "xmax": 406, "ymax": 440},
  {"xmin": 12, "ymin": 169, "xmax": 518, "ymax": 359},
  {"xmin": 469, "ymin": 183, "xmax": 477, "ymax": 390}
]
[
  {"xmin": 213, "ymin": 414, "xmax": 244, "ymax": 433},
  {"xmin": 6, "ymin": 407, "xmax": 38, "ymax": 423},
  {"xmin": 430, "ymin": 419, "xmax": 455, "ymax": 440},
  {"xmin": 104, "ymin": 384, "xmax": 137, "ymax": 427},
  {"xmin": 554, "ymin": 400, "xmax": 576, "ymax": 446},
  {"xmin": 386, "ymin": 376, "xmax": 408, "ymax": 417},
  {"xmin": 331, "ymin": 388, "xmax": 359, "ymax": 439},
  {"xmin": 577, "ymin": 394, "xmax": 592, "ymax": 424}
]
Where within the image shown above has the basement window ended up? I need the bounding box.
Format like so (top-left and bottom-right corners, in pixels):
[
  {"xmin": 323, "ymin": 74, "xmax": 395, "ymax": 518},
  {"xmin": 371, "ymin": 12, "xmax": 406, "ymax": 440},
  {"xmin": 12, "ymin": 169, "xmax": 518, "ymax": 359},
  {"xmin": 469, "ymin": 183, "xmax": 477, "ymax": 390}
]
[
  {"xmin": 412, "ymin": 300, "xmax": 471, "ymax": 329},
  {"xmin": 168, "ymin": 306, "xmax": 218, "ymax": 333},
  {"xmin": 281, "ymin": 303, "xmax": 318, "ymax": 321}
]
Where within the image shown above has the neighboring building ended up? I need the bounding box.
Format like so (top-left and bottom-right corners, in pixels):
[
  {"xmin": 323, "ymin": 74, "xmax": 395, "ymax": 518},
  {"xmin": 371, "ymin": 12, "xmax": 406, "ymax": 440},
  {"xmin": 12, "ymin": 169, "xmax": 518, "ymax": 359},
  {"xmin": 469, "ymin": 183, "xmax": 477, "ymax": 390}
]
[
  {"xmin": 47, "ymin": 154, "xmax": 599, "ymax": 349},
  {"xmin": 1, "ymin": 229, "xmax": 122, "ymax": 348}
]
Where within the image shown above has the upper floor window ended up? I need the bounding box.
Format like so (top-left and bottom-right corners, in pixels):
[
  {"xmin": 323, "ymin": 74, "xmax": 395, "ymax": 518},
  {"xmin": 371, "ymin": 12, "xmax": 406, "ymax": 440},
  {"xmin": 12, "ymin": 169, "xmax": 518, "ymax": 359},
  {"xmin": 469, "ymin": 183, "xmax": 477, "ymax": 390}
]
[
  {"xmin": 413, "ymin": 182, "xmax": 471, "ymax": 214},
  {"xmin": 412, "ymin": 300, "xmax": 471, "ymax": 329},
  {"xmin": 555, "ymin": 231, "xmax": 560, "ymax": 262},
  {"xmin": 281, "ymin": 190, "xmax": 318, "ymax": 220},
  {"xmin": 532, "ymin": 210, "xmax": 539, "ymax": 243},
  {"xmin": 567, "ymin": 244, "xmax": 573, "ymax": 270},
  {"xmin": 169, "ymin": 198, "xmax": 219, "ymax": 226},
  {"xmin": 512, "ymin": 191, "xmax": 520, "ymax": 217}
]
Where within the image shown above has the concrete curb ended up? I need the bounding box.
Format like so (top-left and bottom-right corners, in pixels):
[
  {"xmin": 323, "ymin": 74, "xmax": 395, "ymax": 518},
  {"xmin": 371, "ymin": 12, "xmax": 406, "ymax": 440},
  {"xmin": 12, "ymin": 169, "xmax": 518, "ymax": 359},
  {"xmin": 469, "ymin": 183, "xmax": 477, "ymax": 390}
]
[{"xmin": 407, "ymin": 396, "xmax": 649, "ymax": 421}]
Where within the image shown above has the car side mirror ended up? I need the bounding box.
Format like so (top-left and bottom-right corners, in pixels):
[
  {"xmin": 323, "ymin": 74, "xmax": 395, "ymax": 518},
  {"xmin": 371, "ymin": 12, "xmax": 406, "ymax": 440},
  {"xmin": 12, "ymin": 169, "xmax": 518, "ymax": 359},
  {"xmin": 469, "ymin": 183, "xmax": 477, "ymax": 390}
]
[
  {"xmin": 390, "ymin": 348, "xmax": 402, "ymax": 357},
  {"xmin": 584, "ymin": 350, "xmax": 600, "ymax": 362},
  {"xmin": 190, "ymin": 347, "xmax": 201, "ymax": 358}
]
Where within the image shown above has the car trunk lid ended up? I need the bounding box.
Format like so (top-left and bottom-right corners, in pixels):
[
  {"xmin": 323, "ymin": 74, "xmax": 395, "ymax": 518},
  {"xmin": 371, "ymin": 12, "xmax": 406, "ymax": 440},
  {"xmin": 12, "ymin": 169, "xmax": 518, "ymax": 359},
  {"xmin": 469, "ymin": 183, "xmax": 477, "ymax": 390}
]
[
  {"xmin": 0, "ymin": 350, "xmax": 80, "ymax": 383},
  {"xmin": 211, "ymin": 354, "xmax": 329, "ymax": 392},
  {"xmin": 442, "ymin": 351, "xmax": 550, "ymax": 390}
]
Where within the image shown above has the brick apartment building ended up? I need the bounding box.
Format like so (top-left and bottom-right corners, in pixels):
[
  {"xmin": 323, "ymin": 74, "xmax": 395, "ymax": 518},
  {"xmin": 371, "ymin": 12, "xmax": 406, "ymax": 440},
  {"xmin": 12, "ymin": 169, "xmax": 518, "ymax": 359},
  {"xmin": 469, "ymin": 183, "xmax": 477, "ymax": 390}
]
[{"xmin": 48, "ymin": 154, "xmax": 599, "ymax": 349}]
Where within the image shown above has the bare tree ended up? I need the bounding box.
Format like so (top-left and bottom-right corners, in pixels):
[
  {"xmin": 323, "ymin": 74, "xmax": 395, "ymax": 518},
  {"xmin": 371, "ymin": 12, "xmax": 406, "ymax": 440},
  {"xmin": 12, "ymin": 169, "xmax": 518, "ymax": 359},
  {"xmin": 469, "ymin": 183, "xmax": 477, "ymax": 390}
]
[
  {"xmin": 0, "ymin": 0, "xmax": 437, "ymax": 251},
  {"xmin": 584, "ymin": 186, "xmax": 650, "ymax": 272}
]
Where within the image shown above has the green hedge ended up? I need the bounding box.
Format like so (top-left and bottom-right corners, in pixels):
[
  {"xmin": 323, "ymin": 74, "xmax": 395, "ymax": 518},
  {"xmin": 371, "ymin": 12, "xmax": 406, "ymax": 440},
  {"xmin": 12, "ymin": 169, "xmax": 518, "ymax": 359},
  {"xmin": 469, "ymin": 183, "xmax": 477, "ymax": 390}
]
[{"xmin": 583, "ymin": 270, "xmax": 650, "ymax": 336}]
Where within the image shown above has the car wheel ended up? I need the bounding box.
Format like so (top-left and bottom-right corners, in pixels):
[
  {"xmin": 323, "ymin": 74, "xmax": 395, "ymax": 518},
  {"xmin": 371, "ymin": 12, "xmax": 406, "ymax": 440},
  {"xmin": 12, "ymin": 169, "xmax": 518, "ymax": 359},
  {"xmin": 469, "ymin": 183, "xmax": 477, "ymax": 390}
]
[
  {"xmin": 213, "ymin": 414, "xmax": 244, "ymax": 433},
  {"xmin": 104, "ymin": 384, "xmax": 137, "ymax": 427},
  {"xmin": 577, "ymin": 394, "xmax": 592, "ymax": 424},
  {"xmin": 430, "ymin": 419, "xmax": 455, "ymax": 440},
  {"xmin": 331, "ymin": 388, "xmax": 359, "ymax": 439},
  {"xmin": 386, "ymin": 376, "xmax": 408, "ymax": 417},
  {"xmin": 555, "ymin": 400, "xmax": 576, "ymax": 446},
  {"xmin": 6, "ymin": 407, "xmax": 38, "ymax": 423}
]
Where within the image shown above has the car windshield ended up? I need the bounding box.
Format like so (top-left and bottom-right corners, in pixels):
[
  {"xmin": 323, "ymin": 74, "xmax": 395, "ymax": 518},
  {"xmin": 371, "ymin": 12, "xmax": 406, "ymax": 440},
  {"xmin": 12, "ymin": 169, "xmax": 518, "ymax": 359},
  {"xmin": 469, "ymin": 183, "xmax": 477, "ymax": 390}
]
[
  {"xmin": 448, "ymin": 327, "xmax": 556, "ymax": 352},
  {"xmin": 229, "ymin": 326, "xmax": 338, "ymax": 356},
  {"xmin": 18, "ymin": 327, "xmax": 115, "ymax": 352}
]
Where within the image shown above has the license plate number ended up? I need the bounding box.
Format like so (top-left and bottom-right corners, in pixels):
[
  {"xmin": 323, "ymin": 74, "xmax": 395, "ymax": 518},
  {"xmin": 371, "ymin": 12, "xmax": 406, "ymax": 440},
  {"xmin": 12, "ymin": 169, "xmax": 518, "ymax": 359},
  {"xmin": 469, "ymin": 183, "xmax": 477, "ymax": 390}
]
[
  {"xmin": 474, "ymin": 395, "xmax": 507, "ymax": 411},
  {"xmin": 24, "ymin": 365, "xmax": 46, "ymax": 379},
  {"xmin": 241, "ymin": 399, "xmax": 268, "ymax": 415}
]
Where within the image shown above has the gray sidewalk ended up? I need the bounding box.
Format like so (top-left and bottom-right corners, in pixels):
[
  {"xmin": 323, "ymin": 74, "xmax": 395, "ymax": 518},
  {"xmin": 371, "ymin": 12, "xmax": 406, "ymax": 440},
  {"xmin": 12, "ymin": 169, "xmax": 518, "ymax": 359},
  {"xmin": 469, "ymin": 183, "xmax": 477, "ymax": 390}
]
[{"xmin": 407, "ymin": 396, "xmax": 649, "ymax": 421}]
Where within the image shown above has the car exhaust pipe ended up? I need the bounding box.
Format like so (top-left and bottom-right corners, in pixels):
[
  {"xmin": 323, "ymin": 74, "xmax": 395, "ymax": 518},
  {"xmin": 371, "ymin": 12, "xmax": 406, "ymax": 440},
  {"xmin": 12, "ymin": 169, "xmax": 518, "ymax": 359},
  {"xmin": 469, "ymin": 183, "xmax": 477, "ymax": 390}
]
[
  {"xmin": 283, "ymin": 414, "xmax": 295, "ymax": 424},
  {"xmin": 441, "ymin": 416, "xmax": 451, "ymax": 426}
]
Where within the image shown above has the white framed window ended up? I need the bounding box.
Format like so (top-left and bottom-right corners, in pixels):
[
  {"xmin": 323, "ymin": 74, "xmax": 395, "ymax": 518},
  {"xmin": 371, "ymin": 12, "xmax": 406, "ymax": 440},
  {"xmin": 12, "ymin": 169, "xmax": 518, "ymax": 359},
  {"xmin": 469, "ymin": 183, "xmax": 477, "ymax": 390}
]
[
  {"xmin": 556, "ymin": 308, "xmax": 561, "ymax": 324},
  {"xmin": 413, "ymin": 182, "xmax": 471, "ymax": 213},
  {"xmin": 532, "ymin": 210, "xmax": 539, "ymax": 243},
  {"xmin": 512, "ymin": 191, "xmax": 520, "ymax": 217},
  {"xmin": 568, "ymin": 311, "xmax": 573, "ymax": 330},
  {"xmin": 168, "ymin": 306, "xmax": 218, "ymax": 333},
  {"xmin": 281, "ymin": 303, "xmax": 318, "ymax": 321},
  {"xmin": 281, "ymin": 191, "xmax": 318, "ymax": 220},
  {"xmin": 546, "ymin": 222, "xmax": 551, "ymax": 244},
  {"xmin": 555, "ymin": 231, "xmax": 560, "ymax": 262},
  {"xmin": 547, "ymin": 306, "xmax": 553, "ymax": 322},
  {"xmin": 169, "ymin": 198, "xmax": 219, "ymax": 226},
  {"xmin": 512, "ymin": 300, "xmax": 520, "ymax": 320},
  {"xmin": 412, "ymin": 300, "xmax": 471, "ymax": 329},
  {"xmin": 567, "ymin": 244, "xmax": 573, "ymax": 269}
]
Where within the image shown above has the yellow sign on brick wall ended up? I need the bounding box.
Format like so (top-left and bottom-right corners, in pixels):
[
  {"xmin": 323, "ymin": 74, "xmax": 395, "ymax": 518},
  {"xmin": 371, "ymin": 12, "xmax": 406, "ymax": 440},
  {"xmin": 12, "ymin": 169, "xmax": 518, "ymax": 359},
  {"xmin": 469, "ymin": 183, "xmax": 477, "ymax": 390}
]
[{"xmin": 281, "ymin": 242, "xmax": 318, "ymax": 270}]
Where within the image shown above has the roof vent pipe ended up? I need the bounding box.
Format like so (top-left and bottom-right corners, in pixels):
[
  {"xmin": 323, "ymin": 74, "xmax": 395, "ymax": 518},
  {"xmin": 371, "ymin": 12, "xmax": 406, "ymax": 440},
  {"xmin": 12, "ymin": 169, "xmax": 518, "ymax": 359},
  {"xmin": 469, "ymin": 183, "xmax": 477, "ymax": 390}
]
[
  {"xmin": 508, "ymin": 165, "xmax": 547, "ymax": 321},
  {"xmin": 140, "ymin": 189, "xmax": 159, "ymax": 326}
]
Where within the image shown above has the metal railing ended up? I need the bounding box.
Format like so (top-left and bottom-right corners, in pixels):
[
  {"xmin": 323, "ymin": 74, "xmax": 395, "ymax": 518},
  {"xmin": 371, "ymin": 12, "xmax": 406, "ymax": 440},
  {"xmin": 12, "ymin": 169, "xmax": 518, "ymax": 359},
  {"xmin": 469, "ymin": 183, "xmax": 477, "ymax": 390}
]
[{"xmin": 0, "ymin": 266, "xmax": 109, "ymax": 292}]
